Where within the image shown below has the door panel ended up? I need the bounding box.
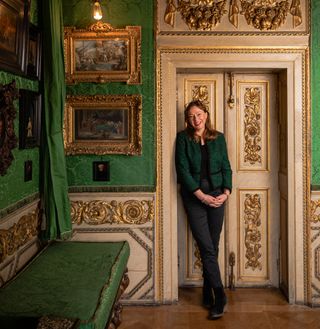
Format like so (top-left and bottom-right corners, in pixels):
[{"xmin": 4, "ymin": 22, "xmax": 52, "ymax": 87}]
[{"xmin": 226, "ymin": 73, "xmax": 280, "ymax": 287}]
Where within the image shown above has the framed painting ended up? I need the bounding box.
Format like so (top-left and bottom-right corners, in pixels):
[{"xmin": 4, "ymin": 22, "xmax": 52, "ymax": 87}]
[
  {"xmin": 19, "ymin": 89, "xmax": 41, "ymax": 149},
  {"xmin": 0, "ymin": 0, "xmax": 29, "ymax": 76},
  {"xmin": 92, "ymin": 161, "xmax": 110, "ymax": 182},
  {"xmin": 25, "ymin": 23, "xmax": 41, "ymax": 79},
  {"xmin": 64, "ymin": 22, "xmax": 141, "ymax": 84},
  {"xmin": 64, "ymin": 94, "xmax": 142, "ymax": 155}
]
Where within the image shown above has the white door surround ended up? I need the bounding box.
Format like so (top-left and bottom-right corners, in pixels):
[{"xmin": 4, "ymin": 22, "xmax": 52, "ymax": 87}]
[{"xmin": 156, "ymin": 47, "xmax": 310, "ymax": 305}]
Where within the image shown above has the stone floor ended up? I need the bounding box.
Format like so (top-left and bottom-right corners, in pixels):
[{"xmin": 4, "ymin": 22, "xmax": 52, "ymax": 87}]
[{"xmin": 121, "ymin": 287, "xmax": 320, "ymax": 329}]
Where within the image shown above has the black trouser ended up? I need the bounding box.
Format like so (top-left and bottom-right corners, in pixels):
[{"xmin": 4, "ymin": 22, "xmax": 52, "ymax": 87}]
[{"xmin": 180, "ymin": 179, "xmax": 224, "ymax": 289}]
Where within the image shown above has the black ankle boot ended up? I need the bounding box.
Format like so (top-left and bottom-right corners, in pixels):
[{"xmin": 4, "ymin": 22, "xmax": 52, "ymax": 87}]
[{"xmin": 209, "ymin": 287, "xmax": 226, "ymax": 320}]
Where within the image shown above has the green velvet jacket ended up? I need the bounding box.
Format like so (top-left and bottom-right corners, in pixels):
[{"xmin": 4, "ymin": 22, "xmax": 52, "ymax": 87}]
[{"xmin": 175, "ymin": 130, "xmax": 232, "ymax": 193}]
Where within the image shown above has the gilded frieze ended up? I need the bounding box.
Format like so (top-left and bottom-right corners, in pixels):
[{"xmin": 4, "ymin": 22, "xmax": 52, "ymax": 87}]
[
  {"xmin": 0, "ymin": 207, "xmax": 40, "ymax": 263},
  {"xmin": 71, "ymin": 200, "xmax": 154, "ymax": 225},
  {"xmin": 163, "ymin": 0, "xmax": 304, "ymax": 32},
  {"xmin": 243, "ymin": 193, "xmax": 262, "ymax": 270}
]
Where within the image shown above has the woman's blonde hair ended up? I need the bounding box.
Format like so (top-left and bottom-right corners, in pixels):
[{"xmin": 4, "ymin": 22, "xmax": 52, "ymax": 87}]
[{"xmin": 184, "ymin": 100, "xmax": 218, "ymax": 142}]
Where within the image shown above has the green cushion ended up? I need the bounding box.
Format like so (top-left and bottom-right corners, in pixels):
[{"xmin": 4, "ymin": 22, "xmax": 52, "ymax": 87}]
[{"xmin": 0, "ymin": 241, "xmax": 130, "ymax": 329}]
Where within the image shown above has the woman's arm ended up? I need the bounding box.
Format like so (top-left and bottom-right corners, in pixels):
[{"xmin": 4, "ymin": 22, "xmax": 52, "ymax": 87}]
[{"xmin": 175, "ymin": 132, "xmax": 200, "ymax": 193}]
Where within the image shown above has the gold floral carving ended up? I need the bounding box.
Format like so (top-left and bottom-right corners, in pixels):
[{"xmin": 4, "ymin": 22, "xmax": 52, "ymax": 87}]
[
  {"xmin": 244, "ymin": 87, "xmax": 262, "ymax": 165},
  {"xmin": 165, "ymin": 0, "xmax": 228, "ymax": 31},
  {"xmin": 244, "ymin": 193, "xmax": 262, "ymax": 270},
  {"xmin": 239, "ymin": 0, "xmax": 290, "ymax": 30},
  {"xmin": 192, "ymin": 85, "xmax": 209, "ymax": 109},
  {"xmin": 71, "ymin": 200, "xmax": 154, "ymax": 225},
  {"xmin": 0, "ymin": 207, "xmax": 40, "ymax": 263},
  {"xmin": 311, "ymin": 200, "xmax": 320, "ymax": 223},
  {"xmin": 163, "ymin": 0, "xmax": 303, "ymax": 31}
]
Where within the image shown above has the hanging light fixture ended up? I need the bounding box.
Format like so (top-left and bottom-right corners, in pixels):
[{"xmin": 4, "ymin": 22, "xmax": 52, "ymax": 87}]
[{"xmin": 92, "ymin": 0, "xmax": 103, "ymax": 20}]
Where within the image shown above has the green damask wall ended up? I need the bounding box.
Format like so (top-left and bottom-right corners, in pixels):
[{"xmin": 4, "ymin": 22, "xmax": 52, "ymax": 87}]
[
  {"xmin": 312, "ymin": 0, "xmax": 320, "ymax": 186},
  {"xmin": 63, "ymin": 0, "xmax": 155, "ymax": 189},
  {"xmin": 0, "ymin": 4, "xmax": 39, "ymax": 212}
]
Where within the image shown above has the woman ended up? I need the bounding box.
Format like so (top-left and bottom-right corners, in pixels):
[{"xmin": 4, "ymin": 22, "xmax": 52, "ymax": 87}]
[{"xmin": 175, "ymin": 100, "xmax": 232, "ymax": 320}]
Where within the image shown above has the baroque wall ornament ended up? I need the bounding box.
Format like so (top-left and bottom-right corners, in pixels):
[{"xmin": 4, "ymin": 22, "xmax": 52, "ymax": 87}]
[
  {"xmin": 164, "ymin": 0, "xmax": 303, "ymax": 31},
  {"xmin": 243, "ymin": 193, "xmax": 262, "ymax": 270},
  {"xmin": 0, "ymin": 207, "xmax": 40, "ymax": 263},
  {"xmin": 243, "ymin": 87, "xmax": 262, "ymax": 165},
  {"xmin": 0, "ymin": 81, "xmax": 18, "ymax": 176},
  {"xmin": 192, "ymin": 85, "xmax": 210, "ymax": 109},
  {"xmin": 165, "ymin": 0, "xmax": 228, "ymax": 30},
  {"xmin": 71, "ymin": 200, "xmax": 154, "ymax": 225}
]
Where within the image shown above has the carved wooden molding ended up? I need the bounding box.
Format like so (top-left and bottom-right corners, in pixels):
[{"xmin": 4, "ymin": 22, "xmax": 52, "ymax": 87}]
[
  {"xmin": 0, "ymin": 81, "xmax": 18, "ymax": 176},
  {"xmin": 71, "ymin": 199, "xmax": 154, "ymax": 225}
]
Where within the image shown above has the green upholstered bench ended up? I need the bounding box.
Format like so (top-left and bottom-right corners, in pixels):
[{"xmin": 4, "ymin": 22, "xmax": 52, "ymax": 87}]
[{"xmin": 0, "ymin": 241, "xmax": 130, "ymax": 329}]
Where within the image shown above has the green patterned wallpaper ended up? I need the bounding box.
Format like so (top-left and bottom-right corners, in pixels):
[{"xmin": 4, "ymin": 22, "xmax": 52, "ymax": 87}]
[
  {"xmin": 63, "ymin": 0, "xmax": 155, "ymax": 188},
  {"xmin": 0, "ymin": 3, "xmax": 40, "ymax": 212},
  {"xmin": 312, "ymin": 0, "xmax": 320, "ymax": 186}
]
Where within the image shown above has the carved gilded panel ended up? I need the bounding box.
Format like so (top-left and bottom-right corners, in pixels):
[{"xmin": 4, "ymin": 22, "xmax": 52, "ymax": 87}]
[
  {"xmin": 0, "ymin": 206, "xmax": 40, "ymax": 264},
  {"xmin": 237, "ymin": 81, "xmax": 269, "ymax": 171},
  {"xmin": 238, "ymin": 189, "xmax": 269, "ymax": 282}
]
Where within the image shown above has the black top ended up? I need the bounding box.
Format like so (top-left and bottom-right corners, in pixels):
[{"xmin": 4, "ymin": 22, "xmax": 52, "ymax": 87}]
[{"xmin": 200, "ymin": 143, "xmax": 210, "ymax": 180}]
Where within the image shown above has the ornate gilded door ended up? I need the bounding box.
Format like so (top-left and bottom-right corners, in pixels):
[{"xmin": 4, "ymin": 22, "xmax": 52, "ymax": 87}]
[
  {"xmin": 177, "ymin": 72, "xmax": 280, "ymax": 288},
  {"xmin": 226, "ymin": 73, "xmax": 280, "ymax": 287}
]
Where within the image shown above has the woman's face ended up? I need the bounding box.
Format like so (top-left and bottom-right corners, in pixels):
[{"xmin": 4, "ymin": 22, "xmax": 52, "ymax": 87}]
[{"xmin": 187, "ymin": 106, "xmax": 208, "ymax": 133}]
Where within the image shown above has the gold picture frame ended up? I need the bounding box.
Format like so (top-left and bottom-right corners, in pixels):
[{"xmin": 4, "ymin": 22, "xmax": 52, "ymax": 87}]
[
  {"xmin": 63, "ymin": 94, "xmax": 142, "ymax": 155},
  {"xmin": 64, "ymin": 22, "xmax": 141, "ymax": 84}
]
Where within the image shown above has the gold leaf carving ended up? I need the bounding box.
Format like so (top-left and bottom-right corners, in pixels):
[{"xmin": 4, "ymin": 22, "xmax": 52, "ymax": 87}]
[
  {"xmin": 239, "ymin": 0, "xmax": 290, "ymax": 30},
  {"xmin": 88, "ymin": 21, "xmax": 114, "ymax": 32},
  {"xmin": 229, "ymin": 0, "xmax": 240, "ymax": 28},
  {"xmin": 244, "ymin": 193, "xmax": 262, "ymax": 270},
  {"xmin": 192, "ymin": 85, "xmax": 209, "ymax": 109},
  {"xmin": 0, "ymin": 207, "xmax": 40, "ymax": 263},
  {"xmin": 165, "ymin": 0, "xmax": 177, "ymax": 27},
  {"xmin": 193, "ymin": 241, "xmax": 202, "ymax": 270},
  {"xmin": 290, "ymin": 0, "xmax": 302, "ymax": 28},
  {"xmin": 311, "ymin": 200, "xmax": 320, "ymax": 223},
  {"xmin": 71, "ymin": 200, "xmax": 154, "ymax": 225},
  {"xmin": 167, "ymin": 0, "xmax": 228, "ymax": 30},
  {"xmin": 243, "ymin": 87, "xmax": 262, "ymax": 165}
]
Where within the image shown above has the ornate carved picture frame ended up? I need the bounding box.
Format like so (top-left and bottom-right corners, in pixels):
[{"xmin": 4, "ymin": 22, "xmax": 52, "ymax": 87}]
[
  {"xmin": 0, "ymin": 0, "xmax": 29, "ymax": 76},
  {"xmin": 0, "ymin": 81, "xmax": 18, "ymax": 176},
  {"xmin": 63, "ymin": 94, "xmax": 142, "ymax": 155},
  {"xmin": 64, "ymin": 22, "xmax": 141, "ymax": 84}
]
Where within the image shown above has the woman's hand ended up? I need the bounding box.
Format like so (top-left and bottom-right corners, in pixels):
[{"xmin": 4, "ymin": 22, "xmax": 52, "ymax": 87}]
[{"xmin": 194, "ymin": 189, "xmax": 229, "ymax": 208}]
